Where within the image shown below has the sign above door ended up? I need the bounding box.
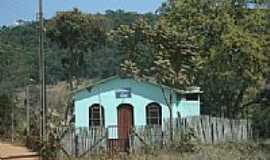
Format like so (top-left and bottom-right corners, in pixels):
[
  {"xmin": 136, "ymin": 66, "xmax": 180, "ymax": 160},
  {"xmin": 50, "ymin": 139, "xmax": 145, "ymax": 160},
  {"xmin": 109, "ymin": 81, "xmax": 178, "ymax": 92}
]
[{"xmin": 115, "ymin": 88, "xmax": 131, "ymax": 98}]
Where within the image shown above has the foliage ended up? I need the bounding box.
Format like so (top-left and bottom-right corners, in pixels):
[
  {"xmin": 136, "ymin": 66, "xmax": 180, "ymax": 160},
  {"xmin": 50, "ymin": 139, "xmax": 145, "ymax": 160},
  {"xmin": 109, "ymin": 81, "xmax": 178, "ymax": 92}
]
[
  {"xmin": 0, "ymin": 38, "xmax": 28, "ymax": 93},
  {"xmin": 109, "ymin": 17, "xmax": 198, "ymax": 142},
  {"xmin": 166, "ymin": 127, "xmax": 199, "ymax": 154},
  {"xmin": 0, "ymin": 9, "xmax": 157, "ymax": 143},
  {"xmin": 0, "ymin": 95, "xmax": 13, "ymax": 136},
  {"xmin": 108, "ymin": 0, "xmax": 270, "ymax": 140},
  {"xmin": 46, "ymin": 9, "xmax": 158, "ymax": 89},
  {"xmin": 163, "ymin": 0, "xmax": 270, "ymax": 138},
  {"xmin": 252, "ymin": 88, "xmax": 270, "ymax": 138},
  {"xmin": 0, "ymin": 23, "xmax": 65, "ymax": 85},
  {"xmin": 110, "ymin": 18, "xmax": 194, "ymax": 88},
  {"xmin": 37, "ymin": 107, "xmax": 65, "ymax": 159},
  {"xmin": 0, "ymin": 0, "xmax": 270, "ymax": 144},
  {"xmin": 40, "ymin": 133, "xmax": 60, "ymax": 160},
  {"xmin": 47, "ymin": 8, "xmax": 107, "ymax": 89},
  {"xmin": 161, "ymin": 0, "xmax": 270, "ymax": 119},
  {"xmin": 0, "ymin": 9, "xmax": 156, "ymax": 88}
]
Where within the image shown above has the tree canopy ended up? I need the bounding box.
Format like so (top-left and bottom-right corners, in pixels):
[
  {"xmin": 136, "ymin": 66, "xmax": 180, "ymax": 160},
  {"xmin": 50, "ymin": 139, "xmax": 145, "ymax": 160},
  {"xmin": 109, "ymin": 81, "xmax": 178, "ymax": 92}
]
[{"xmin": 0, "ymin": 2, "xmax": 269, "ymax": 138}]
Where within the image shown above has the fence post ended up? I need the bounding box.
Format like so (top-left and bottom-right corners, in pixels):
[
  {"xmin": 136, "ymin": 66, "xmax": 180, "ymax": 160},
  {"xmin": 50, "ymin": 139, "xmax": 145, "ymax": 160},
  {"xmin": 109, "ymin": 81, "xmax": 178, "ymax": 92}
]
[
  {"xmin": 106, "ymin": 127, "xmax": 109, "ymax": 152},
  {"xmin": 75, "ymin": 135, "xmax": 78, "ymax": 157}
]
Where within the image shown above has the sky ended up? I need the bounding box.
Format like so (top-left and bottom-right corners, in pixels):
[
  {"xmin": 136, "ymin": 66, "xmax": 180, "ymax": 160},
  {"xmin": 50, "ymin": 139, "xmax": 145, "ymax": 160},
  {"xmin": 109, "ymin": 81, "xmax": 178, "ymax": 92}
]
[{"xmin": 0, "ymin": 0, "xmax": 166, "ymax": 26}]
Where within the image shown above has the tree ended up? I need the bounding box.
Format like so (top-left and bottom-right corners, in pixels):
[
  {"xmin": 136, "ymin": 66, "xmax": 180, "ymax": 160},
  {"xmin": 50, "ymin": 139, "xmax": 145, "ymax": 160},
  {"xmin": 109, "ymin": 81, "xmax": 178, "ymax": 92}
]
[
  {"xmin": 111, "ymin": 1, "xmax": 270, "ymax": 141},
  {"xmin": 0, "ymin": 40, "xmax": 27, "ymax": 139},
  {"xmin": 0, "ymin": 95, "xmax": 13, "ymax": 136},
  {"xmin": 47, "ymin": 8, "xmax": 107, "ymax": 89},
  {"xmin": 0, "ymin": 10, "xmax": 158, "ymax": 87},
  {"xmin": 251, "ymin": 87, "xmax": 270, "ymax": 138},
  {"xmin": 0, "ymin": 41, "xmax": 28, "ymax": 94},
  {"xmin": 110, "ymin": 18, "xmax": 196, "ymax": 141},
  {"xmin": 165, "ymin": 0, "xmax": 270, "ymax": 119},
  {"xmin": 110, "ymin": 18, "xmax": 194, "ymax": 86}
]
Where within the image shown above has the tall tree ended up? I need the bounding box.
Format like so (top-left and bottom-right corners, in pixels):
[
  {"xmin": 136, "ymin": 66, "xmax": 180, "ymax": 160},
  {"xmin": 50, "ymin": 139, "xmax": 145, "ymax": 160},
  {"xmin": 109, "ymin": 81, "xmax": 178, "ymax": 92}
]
[
  {"xmin": 111, "ymin": 0, "xmax": 270, "ymax": 121},
  {"xmin": 110, "ymin": 18, "xmax": 196, "ymax": 141},
  {"xmin": 164, "ymin": 0, "xmax": 269, "ymax": 118},
  {"xmin": 47, "ymin": 8, "xmax": 107, "ymax": 89}
]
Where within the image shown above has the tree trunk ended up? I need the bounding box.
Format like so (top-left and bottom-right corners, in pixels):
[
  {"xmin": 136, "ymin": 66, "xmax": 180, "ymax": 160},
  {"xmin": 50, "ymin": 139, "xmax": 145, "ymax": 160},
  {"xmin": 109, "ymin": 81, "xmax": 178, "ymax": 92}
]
[
  {"xmin": 169, "ymin": 91, "xmax": 173, "ymax": 142},
  {"xmin": 161, "ymin": 88, "xmax": 174, "ymax": 142},
  {"xmin": 68, "ymin": 75, "xmax": 73, "ymax": 90},
  {"xmin": 169, "ymin": 106, "xmax": 173, "ymax": 142}
]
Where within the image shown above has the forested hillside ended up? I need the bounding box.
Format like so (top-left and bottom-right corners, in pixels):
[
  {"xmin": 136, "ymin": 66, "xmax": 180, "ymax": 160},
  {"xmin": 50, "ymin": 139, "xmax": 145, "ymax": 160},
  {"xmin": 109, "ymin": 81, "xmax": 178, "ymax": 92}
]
[
  {"xmin": 0, "ymin": 0, "xmax": 270, "ymax": 139},
  {"xmin": 0, "ymin": 9, "xmax": 157, "ymax": 138},
  {"xmin": 0, "ymin": 9, "xmax": 157, "ymax": 87}
]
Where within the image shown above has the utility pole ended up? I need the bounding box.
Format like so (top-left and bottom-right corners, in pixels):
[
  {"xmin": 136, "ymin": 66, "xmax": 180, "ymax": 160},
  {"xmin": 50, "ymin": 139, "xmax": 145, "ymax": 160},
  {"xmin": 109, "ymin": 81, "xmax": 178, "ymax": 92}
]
[
  {"xmin": 11, "ymin": 99, "xmax": 14, "ymax": 143},
  {"xmin": 38, "ymin": 0, "xmax": 46, "ymax": 142},
  {"xmin": 26, "ymin": 86, "xmax": 30, "ymax": 137}
]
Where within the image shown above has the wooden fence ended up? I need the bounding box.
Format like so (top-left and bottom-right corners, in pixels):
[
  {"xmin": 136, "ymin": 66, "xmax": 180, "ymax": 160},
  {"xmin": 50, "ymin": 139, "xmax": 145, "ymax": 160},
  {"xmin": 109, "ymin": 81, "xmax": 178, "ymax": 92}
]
[
  {"xmin": 169, "ymin": 115, "xmax": 252, "ymax": 144},
  {"xmin": 131, "ymin": 116, "xmax": 252, "ymax": 150},
  {"xmin": 130, "ymin": 126, "xmax": 163, "ymax": 152},
  {"xmin": 59, "ymin": 116, "xmax": 252, "ymax": 157},
  {"xmin": 58, "ymin": 127, "xmax": 106, "ymax": 158}
]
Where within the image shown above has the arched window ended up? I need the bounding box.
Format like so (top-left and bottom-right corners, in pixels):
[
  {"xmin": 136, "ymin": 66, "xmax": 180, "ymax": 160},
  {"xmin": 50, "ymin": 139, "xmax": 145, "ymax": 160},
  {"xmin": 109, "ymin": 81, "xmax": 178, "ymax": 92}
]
[
  {"xmin": 89, "ymin": 104, "xmax": 104, "ymax": 127},
  {"xmin": 146, "ymin": 103, "xmax": 162, "ymax": 126}
]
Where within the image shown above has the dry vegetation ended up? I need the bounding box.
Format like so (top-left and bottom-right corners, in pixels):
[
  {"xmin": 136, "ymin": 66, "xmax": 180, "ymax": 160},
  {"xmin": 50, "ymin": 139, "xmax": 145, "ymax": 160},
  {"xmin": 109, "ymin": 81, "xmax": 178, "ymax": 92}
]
[{"xmin": 65, "ymin": 144, "xmax": 270, "ymax": 160}]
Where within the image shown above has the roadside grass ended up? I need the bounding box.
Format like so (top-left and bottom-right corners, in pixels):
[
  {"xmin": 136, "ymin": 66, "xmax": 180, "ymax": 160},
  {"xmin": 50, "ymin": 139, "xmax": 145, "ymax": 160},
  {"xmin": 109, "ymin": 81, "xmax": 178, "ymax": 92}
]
[{"xmin": 58, "ymin": 143, "xmax": 270, "ymax": 160}]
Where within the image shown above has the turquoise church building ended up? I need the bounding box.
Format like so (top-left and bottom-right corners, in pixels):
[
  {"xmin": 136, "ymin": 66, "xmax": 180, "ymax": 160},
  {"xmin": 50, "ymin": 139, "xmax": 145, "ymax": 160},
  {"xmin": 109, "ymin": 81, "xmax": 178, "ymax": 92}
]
[{"xmin": 73, "ymin": 76, "xmax": 202, "ymax": 132}]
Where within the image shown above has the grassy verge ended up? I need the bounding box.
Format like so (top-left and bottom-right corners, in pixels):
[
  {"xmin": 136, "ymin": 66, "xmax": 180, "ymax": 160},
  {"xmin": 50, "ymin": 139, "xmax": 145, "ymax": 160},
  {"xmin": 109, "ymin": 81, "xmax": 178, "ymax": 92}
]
[{"xmin": 63, "ymin": 143, "xmax": 270, "ymax": 160}]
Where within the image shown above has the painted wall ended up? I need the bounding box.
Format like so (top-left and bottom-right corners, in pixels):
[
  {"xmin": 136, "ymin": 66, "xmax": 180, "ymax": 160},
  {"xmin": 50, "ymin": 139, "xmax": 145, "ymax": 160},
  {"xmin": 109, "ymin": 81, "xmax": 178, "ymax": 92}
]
[{"xmin": 74, "ymin": 78, "xmax": 200, "ymax": 130}]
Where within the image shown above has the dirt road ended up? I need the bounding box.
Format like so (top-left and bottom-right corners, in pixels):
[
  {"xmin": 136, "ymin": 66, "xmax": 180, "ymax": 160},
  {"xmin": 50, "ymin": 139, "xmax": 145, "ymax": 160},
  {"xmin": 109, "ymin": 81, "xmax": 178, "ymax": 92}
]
[{"xmin": 0, "ymin": 143, "xmax": 40, "ymax": 160}]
